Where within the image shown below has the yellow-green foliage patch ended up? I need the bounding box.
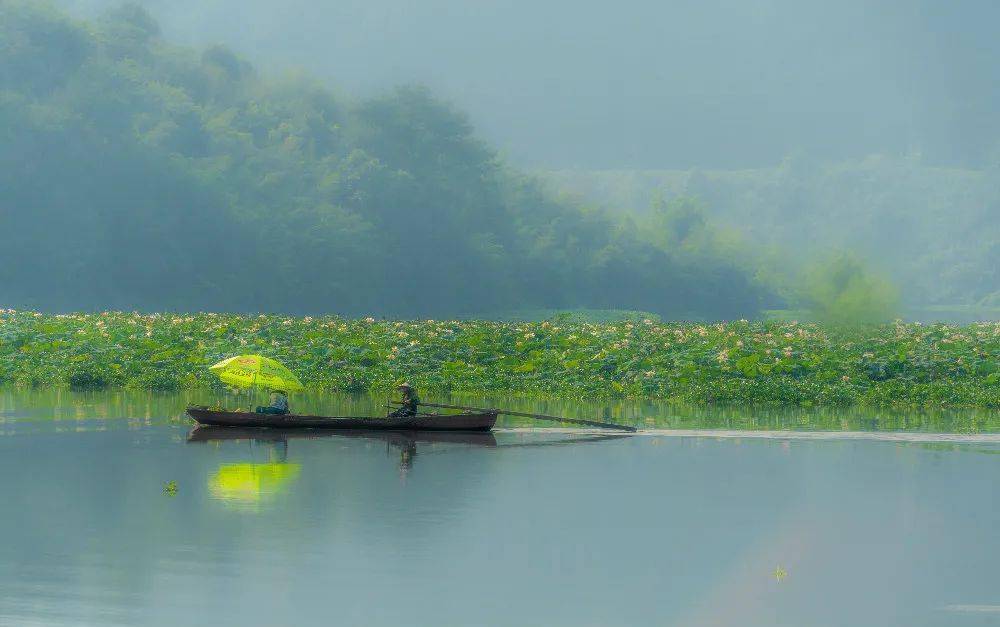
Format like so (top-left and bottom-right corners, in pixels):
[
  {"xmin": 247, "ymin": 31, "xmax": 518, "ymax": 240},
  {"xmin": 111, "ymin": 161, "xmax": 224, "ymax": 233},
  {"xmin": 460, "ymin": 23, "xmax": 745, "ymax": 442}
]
[{"xmin": 0, "ymin": 311, "xmax": 997, "ymax": 408}]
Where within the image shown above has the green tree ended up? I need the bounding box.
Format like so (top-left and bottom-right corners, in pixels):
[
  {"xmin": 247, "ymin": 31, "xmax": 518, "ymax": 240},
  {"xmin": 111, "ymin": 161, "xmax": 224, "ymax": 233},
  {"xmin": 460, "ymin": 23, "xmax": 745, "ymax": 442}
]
[{"xmin": 803, "ymin": 253, "xmax": 899, "ymax": 323}]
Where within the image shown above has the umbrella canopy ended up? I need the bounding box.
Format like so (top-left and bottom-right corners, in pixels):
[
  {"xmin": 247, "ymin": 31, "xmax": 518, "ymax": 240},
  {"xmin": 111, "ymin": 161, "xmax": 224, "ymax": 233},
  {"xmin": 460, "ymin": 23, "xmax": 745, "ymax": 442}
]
[{"xmin": 209, "ymin": 354, "xmax": 304, "ymax": 392}]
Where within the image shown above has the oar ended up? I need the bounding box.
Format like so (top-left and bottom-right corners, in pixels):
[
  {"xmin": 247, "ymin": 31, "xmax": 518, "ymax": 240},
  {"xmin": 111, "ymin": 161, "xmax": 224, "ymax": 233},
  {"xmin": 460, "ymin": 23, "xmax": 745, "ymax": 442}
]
[{"xmin": 389, "ymin": 401, "xmax": 637, "ymax": 432}]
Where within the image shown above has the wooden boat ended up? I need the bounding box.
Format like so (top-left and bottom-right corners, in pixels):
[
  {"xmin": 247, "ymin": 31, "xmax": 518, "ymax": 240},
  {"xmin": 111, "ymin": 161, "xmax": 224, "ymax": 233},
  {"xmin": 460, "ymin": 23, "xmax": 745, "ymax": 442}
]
[
  {"xmin": 186, "ymin": 406, "xmax": 498, "ymax": 431},
  {"xmin": 187, "ymin": 425, "xmax": 498, "ymax": 447}
]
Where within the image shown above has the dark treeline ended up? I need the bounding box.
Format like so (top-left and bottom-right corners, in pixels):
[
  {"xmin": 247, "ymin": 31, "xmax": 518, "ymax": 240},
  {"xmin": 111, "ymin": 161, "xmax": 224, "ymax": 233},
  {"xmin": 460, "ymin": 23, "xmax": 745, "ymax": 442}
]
[{"xmin": 0, "ymin": 2, "xmax": 770, "ymax": 319}]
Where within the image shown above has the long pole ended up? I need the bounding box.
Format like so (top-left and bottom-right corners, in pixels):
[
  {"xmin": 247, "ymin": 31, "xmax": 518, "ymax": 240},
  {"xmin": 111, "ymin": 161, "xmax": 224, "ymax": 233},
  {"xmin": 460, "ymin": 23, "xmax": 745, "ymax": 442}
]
[{"xmin": 389, "ymin": 401, "xmax": 637, "ymax": 432}]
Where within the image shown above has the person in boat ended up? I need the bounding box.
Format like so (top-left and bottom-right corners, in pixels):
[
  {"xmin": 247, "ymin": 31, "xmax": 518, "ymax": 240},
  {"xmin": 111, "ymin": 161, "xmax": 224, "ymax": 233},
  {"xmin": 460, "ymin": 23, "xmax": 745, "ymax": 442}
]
[
  {"xmin": 389, "ymin": 383, "xmax": 420, "ymax": 417},
  {"xmin": 256, "ymin": 389, "xmax": 290, "ymax": 415}
]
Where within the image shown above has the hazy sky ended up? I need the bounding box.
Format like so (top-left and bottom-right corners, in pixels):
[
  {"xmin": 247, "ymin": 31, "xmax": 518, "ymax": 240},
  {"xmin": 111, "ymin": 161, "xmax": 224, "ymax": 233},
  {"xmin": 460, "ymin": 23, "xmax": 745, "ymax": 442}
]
[{"xmin": 60, "ymin": 0, "xmax": 1000, "ymax": 169}]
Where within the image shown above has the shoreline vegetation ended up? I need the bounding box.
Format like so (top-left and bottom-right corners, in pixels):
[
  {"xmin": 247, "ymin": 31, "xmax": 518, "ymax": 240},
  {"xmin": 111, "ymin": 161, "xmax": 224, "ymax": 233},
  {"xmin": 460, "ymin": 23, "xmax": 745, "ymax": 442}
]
[{"xmin": 0, "ymin": 311, "xmax": 996, "ymax": 409}]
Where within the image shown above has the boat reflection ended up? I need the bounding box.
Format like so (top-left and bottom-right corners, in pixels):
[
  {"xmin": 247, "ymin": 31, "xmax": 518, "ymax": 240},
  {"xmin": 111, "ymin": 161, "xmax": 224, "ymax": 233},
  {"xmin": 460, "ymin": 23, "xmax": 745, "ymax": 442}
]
[
  {"xmin": 188, "ymin": 426, "xmax": 499, "ymax": 447},
  {"xmin": 188, "ymin": 426, "xmax": 629, "ymax": 476},
  {"xmin": 189, "ymin": 426, "xmax": 499, "ymax": 475}
]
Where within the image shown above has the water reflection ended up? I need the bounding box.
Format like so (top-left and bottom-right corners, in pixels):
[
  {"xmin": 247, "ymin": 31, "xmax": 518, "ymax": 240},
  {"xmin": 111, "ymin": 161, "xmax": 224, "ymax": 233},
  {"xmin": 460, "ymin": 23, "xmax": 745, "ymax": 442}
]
[
  {"xmin": 189, "ymin": 426, "xmax": 500, "ymax": 477},
  {"xmin": 208, "ymin": 462, "xmax": 303, "ymax": 507},
  {"xmin": 187, "ymin": 426, "xmax": 500, "ymax": 449},
  {"xmin": 188, "ymin": 426, "xmax": 630, "ymax": 482},
  {"xmin": 1, "ymin": 386, "xmax": 996, "ymax": 433}
]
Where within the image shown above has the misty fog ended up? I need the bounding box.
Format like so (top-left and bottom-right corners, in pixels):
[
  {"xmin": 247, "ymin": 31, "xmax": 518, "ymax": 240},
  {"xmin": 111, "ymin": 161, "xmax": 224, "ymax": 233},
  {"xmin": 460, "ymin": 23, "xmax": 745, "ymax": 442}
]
[
  {"xmin": 4, "ymin": 0, "xmax": 999, "ymax": 318},
  {"xmin": 58, "ymin": 0, "xmax": 1000, "ymax": 168}
]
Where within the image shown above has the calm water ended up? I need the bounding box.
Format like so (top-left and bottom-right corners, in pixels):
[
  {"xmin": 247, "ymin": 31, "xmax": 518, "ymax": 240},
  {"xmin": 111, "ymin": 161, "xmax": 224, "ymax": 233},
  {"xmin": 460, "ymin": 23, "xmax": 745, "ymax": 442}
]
[{"xmin": 1, "ymin": 390, "xmax": 998, "ymax": 626}]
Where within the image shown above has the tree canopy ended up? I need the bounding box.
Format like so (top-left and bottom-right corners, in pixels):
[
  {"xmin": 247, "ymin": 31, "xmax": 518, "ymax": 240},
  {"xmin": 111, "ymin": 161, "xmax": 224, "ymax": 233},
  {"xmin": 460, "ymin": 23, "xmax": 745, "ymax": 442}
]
[{"xmin": 0, "ymin": 2, "xmax": 770, "ymax": 318}]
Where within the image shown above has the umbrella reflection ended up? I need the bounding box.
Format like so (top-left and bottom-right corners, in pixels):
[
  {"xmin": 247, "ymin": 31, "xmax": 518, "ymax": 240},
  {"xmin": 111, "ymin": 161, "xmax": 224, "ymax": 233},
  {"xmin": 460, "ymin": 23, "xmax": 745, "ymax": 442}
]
[{"xmin": 207, "ymin": 462, "xmax": 302, "ymax": 506}]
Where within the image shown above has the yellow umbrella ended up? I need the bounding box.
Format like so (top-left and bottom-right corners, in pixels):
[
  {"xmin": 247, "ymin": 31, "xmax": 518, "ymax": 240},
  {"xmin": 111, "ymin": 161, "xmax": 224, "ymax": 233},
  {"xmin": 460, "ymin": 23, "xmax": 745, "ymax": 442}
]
[{"xmin": 209, "ymin": 354, "xmax": 304, "ymax": 392}]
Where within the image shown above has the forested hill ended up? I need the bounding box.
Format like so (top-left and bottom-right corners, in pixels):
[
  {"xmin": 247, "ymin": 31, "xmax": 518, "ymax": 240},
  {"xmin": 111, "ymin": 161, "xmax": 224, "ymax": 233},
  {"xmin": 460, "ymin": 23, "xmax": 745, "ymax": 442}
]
[
  {"xmin": 0, "ymin": 2, "xmax": 770, "ymax": 319},
  {"xmin": 546, "ymin": 159, "xmax": 1000, "ymax": 309}
]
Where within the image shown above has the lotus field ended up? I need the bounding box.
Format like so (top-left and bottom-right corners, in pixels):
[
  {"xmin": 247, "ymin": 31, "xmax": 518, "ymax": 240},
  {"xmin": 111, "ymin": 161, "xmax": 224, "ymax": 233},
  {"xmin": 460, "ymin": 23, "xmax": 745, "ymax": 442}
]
[{"xmin": 0, "ymin": 310, "xmax": 997, "ymax": 408}]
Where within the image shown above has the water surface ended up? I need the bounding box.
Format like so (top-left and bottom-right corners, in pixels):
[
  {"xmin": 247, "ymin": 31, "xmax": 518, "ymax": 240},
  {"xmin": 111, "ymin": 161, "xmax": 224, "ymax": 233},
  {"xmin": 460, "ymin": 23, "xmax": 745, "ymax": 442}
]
[
  {"xmin": 0, "ymin": 390, "xmax": 998, "ymax": 626},
  {"xmin": 2, "ymin": 387, "xmax": 997, "ymax": 433}
]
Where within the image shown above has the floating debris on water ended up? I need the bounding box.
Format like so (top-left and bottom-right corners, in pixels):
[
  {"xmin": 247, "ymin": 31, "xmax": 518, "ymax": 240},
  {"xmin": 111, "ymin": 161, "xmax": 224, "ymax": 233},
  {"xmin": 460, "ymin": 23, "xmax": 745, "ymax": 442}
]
[
  {"xmin": 163, "ymin": 480, "xmax": 178, "ymax": 496},
  {"xmin": 773, "ymin": 566, "xmax": 787, "ymax": 582}
]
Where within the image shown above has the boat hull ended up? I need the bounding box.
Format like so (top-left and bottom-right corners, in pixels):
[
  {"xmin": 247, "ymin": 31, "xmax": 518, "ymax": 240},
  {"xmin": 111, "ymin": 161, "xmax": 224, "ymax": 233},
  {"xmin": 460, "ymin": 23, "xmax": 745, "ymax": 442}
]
[
  {"xmin": 186, "ymin": 407, "xmax": 498, "ymax": 431},
  {"xmin": 188, "ymin": 425, "xmax": 498, "ymax": 447}
]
